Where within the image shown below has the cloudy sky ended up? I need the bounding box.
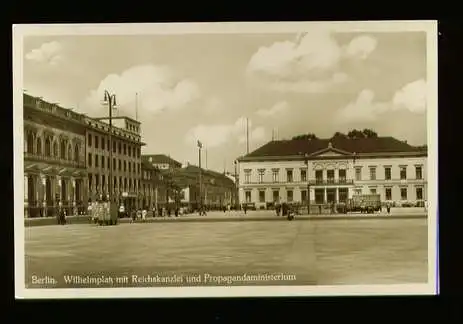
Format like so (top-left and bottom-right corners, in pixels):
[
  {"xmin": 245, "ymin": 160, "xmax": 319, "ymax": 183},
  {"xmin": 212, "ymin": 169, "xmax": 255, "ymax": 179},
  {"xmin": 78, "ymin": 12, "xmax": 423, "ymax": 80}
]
[{"xmin": 22, "ymin": 26, "xmax": 428, "ymax": 173}]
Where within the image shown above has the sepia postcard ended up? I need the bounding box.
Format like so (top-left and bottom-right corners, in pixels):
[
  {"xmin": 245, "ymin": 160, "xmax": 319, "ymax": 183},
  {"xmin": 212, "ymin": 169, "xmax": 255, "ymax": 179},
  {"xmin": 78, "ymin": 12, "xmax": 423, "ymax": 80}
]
[{"xmin": 13, "ymin": 21, "xmax": 438, "ymax": 299}]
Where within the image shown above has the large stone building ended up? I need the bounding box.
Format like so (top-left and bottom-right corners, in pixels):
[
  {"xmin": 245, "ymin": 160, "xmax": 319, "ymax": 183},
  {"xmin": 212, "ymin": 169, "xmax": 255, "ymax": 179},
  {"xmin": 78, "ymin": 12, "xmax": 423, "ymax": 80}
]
[
  {"xmin": 24, "ymin": 94, "xmax": 87, "ymax": 218},
  {"xmin": 23, "ymin": 93, "xmax": 144, "ymax": 218},
  {"xmin": 85, "ymin": 116, "xmax": 144, "ymax": 211},
  {"xmin": 237, "ymin": 136, "xmax": 427, "ymax": 210}
]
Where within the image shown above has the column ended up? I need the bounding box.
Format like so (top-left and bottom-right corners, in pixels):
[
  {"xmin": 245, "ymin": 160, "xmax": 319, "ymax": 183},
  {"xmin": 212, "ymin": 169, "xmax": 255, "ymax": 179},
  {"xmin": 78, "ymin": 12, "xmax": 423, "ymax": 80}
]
[
  {"xmin": 24, "ymin": 174, "xmax": 29, "ymax": 218},
  {"xmin": 57, "ymin": 175, "xmax": 62, "ymax": 206},
  {"xmin": 41, "ymin": 175, "xmax": 47, "ymax": 217},
  {"xmin": 335, "ymin": 188, "xmax": 339, "ymax": 203},
  {"xmin": 324, "ymin": 188, "xmax": 327, "ymax": 204},
  {"xmin": 72, "ymin": 177, "xmax": 77, "ymax": 215}
]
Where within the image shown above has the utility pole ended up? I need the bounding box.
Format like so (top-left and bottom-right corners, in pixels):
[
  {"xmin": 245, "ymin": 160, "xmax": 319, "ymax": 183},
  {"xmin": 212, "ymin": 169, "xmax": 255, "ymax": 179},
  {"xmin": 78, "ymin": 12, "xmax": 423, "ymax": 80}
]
[
  {"xmin": 103, "ymin": 90, "xmax": 117, "ymax": 225},
  {"xmin": 198, "ymin": 140, "xmax": 202, "ymax": 210},
  {"xmin": 246, "ymin": 118, "xmax": 249, "ymax": 154}
]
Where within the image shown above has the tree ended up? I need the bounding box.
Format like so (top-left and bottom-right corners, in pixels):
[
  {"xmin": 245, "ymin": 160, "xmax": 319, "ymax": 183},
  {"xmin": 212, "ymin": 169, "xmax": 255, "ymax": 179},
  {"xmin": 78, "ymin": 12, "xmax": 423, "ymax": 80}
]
[
  {"xmin": 332, "ymin": 132, "xmax": 347, "ymax": 139},
  {"xmin": 347, "ymin": 129, "xmax": 365, "ymax": 139},
  {"xmin": 362, "ymin": 128, "xmax": 378, "ymax": 138},
  {"xmin": 292, "ymin": 133, "xmax": 318, "ymax": 140}
]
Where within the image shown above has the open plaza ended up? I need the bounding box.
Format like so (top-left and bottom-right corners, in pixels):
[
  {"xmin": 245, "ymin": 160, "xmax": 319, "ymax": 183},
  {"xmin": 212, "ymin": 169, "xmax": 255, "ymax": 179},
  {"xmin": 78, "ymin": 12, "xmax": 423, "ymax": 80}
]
[{"xmin": 24, "ymin": 211, "xmax": 429, "ymax": 288}]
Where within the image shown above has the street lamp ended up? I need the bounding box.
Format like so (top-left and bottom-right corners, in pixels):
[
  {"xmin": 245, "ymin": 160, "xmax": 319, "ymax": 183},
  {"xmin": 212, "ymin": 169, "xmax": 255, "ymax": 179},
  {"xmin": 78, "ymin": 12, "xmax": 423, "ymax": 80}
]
[
  {"xmin": 304, "ymin": 153, "xmax": 310, "ymax": 215},
  {"xmin": 234, "ymin": 160, "xmax": 239, "ymax": 210},
  {"xmin": 197, "ymin": 140, "xmax": 203, "ymax": 211},
  {"xmin": 103, "ymin": 90, "xmax": 117, "ymax": 225}
]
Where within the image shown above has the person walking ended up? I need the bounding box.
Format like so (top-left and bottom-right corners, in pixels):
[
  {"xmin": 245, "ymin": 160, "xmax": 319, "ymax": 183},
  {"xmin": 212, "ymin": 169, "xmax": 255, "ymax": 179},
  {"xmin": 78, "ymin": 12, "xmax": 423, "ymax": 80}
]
[
  {"xmin": 386, "ymin": 203, "xmax": 391, "ymax": 215},
  {"xmin": 142, "ymin": 208, "xmax": 147, "ymax": 222}
]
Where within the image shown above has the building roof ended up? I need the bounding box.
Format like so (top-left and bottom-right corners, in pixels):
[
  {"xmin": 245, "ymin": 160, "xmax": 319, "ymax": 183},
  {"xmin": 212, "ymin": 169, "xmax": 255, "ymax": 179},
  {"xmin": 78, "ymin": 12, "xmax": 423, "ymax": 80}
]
[
  {"xmin": 240, "ymin": 137, "xmax": 425, "ymax": 160},
  {"xmin": 142, "ymin": 154, "xmax": 182, "ymax": 167}
]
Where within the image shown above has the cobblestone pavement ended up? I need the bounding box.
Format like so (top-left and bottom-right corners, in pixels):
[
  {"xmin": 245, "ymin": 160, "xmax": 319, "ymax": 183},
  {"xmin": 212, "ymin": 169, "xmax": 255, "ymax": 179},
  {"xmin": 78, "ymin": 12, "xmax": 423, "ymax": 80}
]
[{"xmin": 24, "ymin": 216, "xmax": 429, "ymax": 288}]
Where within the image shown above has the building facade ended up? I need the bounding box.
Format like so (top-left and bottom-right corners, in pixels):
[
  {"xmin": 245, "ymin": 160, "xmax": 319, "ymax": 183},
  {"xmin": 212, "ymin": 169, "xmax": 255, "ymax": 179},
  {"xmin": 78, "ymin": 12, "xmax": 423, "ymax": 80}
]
[
  {"xmin": 85, "ymin": 116, "xmax": 144, "ymax": 212},
  {"xmin": 24, "ymin": 94, "xmax": 87, "ymax": 218},
  {"xmin": 237, "ymin": 137, "xmax": 427, "ymax": 209}
]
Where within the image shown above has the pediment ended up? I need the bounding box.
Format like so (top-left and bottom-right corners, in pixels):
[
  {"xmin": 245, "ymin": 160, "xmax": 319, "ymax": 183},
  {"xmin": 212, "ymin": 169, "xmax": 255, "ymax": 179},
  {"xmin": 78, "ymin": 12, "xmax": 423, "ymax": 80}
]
[{"xmin": 310, "ymin": 147, "xmax": 352, "ymax": 158}]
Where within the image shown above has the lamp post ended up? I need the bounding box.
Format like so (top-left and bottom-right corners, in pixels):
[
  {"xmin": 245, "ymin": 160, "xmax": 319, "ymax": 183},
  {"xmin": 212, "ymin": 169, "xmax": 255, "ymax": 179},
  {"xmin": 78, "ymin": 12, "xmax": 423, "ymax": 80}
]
[
  {"xmin": 234, "ymin": 160, "xmax": 238, "ymax": 210},
  {"xmin": 197, "ymin": 140, "xmax": 203, "ymax": 211},
  {"xmin": 304, "ymin": 153, "xmax": 310, "ymax": 215},
  {"xmin": 103, "ymin": 90, "xmax": 117, "ymax": 225}
]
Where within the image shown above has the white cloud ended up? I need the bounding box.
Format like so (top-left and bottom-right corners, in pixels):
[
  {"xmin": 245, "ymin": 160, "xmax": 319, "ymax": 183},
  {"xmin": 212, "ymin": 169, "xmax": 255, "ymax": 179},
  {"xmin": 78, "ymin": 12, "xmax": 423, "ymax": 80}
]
[
  {"xmin": 25, "ymin": 41, "xmax": 64, "ymax": 66},
  {"xmin": 344, "ymin": 35, "xmax": 378, "ymax": 60},
  {"xmin": 203, "ymin": 96, "xmax": 224, "ymax": 114},
  {"xmin": 82, "ymin": 64, "xmax": 201, "ymax": 117},
  {"xmin": 256, "ymin": 101, "xmax": 290, "ymax": 117},
  {"xmin": 184, "ymin": 117, "xmax": 265, "ymax": 149},
  {"xmin": 238, "ymin": 126, "xmax": 266, "ymax": 145},
  {"xmin": 335, "ymin": 79, "xmax": 427, "ymax": 124},
  {"xmin": 392, "ymin": 79, "xmax": 427, "ymax": 113},
  {"xmin": 246, "ymin": 28, "xmax": 377, "ymax": 93}
]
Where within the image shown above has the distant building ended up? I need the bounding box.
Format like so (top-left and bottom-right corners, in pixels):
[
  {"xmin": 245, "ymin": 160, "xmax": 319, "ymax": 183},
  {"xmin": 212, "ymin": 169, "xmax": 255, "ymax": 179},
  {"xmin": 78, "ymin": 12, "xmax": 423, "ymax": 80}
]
[
  {"xmin": 142, "ymin": 154, "xmax": 182, "ymax": 170},
  {"xmin": 237, "ymin": 136, "xmax": 427, "ymax": 209}
]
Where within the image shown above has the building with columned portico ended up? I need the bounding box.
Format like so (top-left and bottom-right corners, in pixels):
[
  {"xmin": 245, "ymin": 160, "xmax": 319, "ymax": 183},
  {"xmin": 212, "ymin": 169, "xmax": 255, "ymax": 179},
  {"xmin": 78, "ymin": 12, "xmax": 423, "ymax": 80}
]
[{"xmin": 236, "ymin": 136, "xmax": 427, "ymax": 211}]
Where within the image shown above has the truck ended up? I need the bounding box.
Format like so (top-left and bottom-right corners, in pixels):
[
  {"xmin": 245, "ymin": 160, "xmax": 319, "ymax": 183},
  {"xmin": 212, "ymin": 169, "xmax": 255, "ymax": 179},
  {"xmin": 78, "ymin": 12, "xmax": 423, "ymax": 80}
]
[{"xmin": 346, "ymin": 194, "xmax": 381, "ymax": 214}]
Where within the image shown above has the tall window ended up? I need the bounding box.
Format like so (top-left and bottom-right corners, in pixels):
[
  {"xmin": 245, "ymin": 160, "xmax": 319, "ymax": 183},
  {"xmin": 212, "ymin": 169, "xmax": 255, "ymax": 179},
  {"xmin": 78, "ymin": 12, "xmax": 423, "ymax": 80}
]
[
  {"xmin": 45, "ymin": 138, "xmax": 51, "ymax": 157},
  {"xmin": 259, "ymin": 190, "xmax": 265, "ymax": 203},
  {"xmin": 36, "ymin": 137, "xmax": 42, "ymax": 155},
  {"xmin": 118, "ymin": 143, "xmax": 121, "ymax": 154},
  {"xmin": 301, "ymin": 190, "xmax": 307, "ymax": 202},
  {"xmin": 355, "ymin": 167, "xmax": 362, "ymax": 181},
  {"xmin": 88, "ymin": 174, "xmax": 92, "ymax": 191},
  {"xmin": 244, "ymin": 170, "xmax": 251, "ymax": 184},
  {"xmin": 74, "ymin": 144, "xmax": 79, "ymax": 162},
  {"xmin": 272, "ymin": 169, "xmax": 279, "ymax": 182},
  {"xmin": 95, "ymin": 135, "xmax": 99, "ymax": 149},
  {"xmin": 369, "ymin": 167, "xmax": 376, "ymax": 180},
  {"xmin": 101, "ymin": 137, "xmax": 105, "ymax": 150},
  {"xmin": 301, "ymin": 169, "xmax": 307, "ymax": 182},
  {"xmin": 327, "ymin": 170, "xmax": 334, "ymax": 184},
  {"xmin": 113, "ymin": 141, "xmax": 116, "ymax": 153},
  {"xmin": 53, "ymin": 142, "xmax": 58, "ymax": 157},
  {"xmin": 101, "ymin": 156, "xmax": 105, "ymax": 168},
  {"xmin": 415, "ymin": 166, "xmax": 423, "ymax": 179},
  {"xmin": 400, "ymin": 166, "xmax": 407, "ymax": 180},
  {"xmin": 273, "ymin": 190, "xmax": 279, "ymax": 202},
  {"xmin": 128, "ymin": 146, "xmax": 132, "ymax": 157},
  {"xmin": 385, "ymin": 188, "xmax": 392, "ymax": 200},
  {"xmin": 60, "ymin": 140, "xmax": 66, "ymax": 159},
  {"xmin": 88, "ymin": 134, "xmax": 92, "ymax": 147},
  {"xmin": 354, "ymin": 188, "xmax": 362, "ymax": 195},
  {"xmin": 315, "ymin": 170, "xmax": 323, "ymax": 184},
  {"xmin": 26, "ymin": 132, "xmax": 34, "ymax": 153},
  {"xmin": 286, "ymin": 169, "xmax": 293, "ymax": 183},
  {"xmin": 258, "ymin": 169, "xmax": 265, "ymax": 183},
  {"xmin": 88, "ymin": 153, "xmax": 92, "ymax": 167},
  {"xmin": 118, "ymin": 160, "xmax": 121, "ymax": 171},
  {"xmin": 107, "ymin": 157, "xmax": 110, "ymax": 170},
  {"xmin": 67, "ymin": 145, "xmax": 72, "ymax": 161},
  {"xmin": 384, "ymin": 167, "xmax": 391, "ymax": 180},
  {"xmin": 245, "ymin": 191, "xmax": 251, "ymax": 203},
  {"xmin": 339, "ymin": 169, "xmax": 346, "ymax": 183},
  {"xmin": 400, "ymin": 188, "xmax": 407, "ymax": 200},
  {"xmin": 113, "ymin": 158, "xmax": 116, "ymax": 170},
  {"xmin": 95, "ymin": 154, "xmax": 99, "ymax": 167},
  {"xmin": 416, "ymin": 187, "xmax": 423, "ymax": 200},
  {"xmin": 370, "ymin": 188, "xmax": 377, "ymax": 194},
  {"xmin": 287, "ymin": 190, "xmax": 293, "ymax": 202},
  {"xmin": 123, "ymin": 144, "xmax": 127, "ymax": 155}
]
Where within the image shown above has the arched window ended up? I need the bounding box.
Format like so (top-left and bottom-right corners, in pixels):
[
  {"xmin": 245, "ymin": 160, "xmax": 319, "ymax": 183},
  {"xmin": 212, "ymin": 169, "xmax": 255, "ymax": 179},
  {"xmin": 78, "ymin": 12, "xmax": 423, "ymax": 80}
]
[
  {"xmin": 68, "ymin": 144, "xmax": 72, "ymax": 161},
  {"xmin": 60, "ymin": 140, "xmax": 66, "ymax": 159},
  {"xmin": 36, "ymin": 137, "xmax": 42, "ymax": 155},
  {"xmin": 26, "ymin": 132, "xmax": 34, "ymax": 154},
  {"xmin": 45, "ymin": 138, "xmax": 51, "ymax": 156},
  {"xmin": 74, "ymin": 144, "xmax": 79, "ymax": 162},
  {"xmin": 53, "ymin": 141, "xmax": 58, "ymax": 157}
]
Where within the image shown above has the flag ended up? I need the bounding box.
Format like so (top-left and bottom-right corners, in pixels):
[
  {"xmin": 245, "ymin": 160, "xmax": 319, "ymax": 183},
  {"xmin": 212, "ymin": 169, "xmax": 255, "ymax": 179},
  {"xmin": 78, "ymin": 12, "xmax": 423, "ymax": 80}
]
[{"xmin": 197, "ymin": 140, "xmax": 202, "ymax": 148}]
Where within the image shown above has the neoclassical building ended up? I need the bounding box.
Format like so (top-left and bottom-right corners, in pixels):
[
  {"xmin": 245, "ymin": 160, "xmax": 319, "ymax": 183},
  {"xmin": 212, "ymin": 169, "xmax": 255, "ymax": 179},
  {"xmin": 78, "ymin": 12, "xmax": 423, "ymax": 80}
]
[
  {"xmin": 24, "ymin": 94, "xmax": 87, "ymax": 218},
  {"xmin": 237, "ymin": 136, "xmax": 427, "ymax": 210}
]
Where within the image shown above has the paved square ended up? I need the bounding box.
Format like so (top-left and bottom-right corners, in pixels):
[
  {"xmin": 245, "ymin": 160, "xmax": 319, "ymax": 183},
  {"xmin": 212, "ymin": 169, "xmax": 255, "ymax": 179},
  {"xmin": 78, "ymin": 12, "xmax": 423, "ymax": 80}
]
[{"xmin": 24, "ymin": 217, "xmax": 428, "ymax": 288}]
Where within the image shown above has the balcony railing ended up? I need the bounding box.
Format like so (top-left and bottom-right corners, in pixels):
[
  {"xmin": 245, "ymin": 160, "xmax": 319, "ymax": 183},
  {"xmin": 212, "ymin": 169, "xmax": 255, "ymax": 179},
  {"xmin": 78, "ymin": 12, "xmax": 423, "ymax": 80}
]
[
  {"xmin": 309, "ymin": 179, "xmax": 354, "ymax": 185},
  {"xmin": 24, "ymin": 152, "xmax": 86, "ymax": 169}
]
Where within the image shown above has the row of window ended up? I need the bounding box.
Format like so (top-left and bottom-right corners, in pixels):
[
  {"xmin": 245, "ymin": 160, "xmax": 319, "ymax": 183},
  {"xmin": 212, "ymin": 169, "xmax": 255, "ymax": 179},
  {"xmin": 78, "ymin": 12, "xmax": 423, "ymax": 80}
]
[
  {"xmin": 87, "ymin": 133, "xmax": 141, "ymax": 158},
  {"xmin": 87, "ymin": 153, "xmax": 141, "ymax": 174},
  {"xmin": 26, "ymin": 133, "xmax": 82, "ymax": 163},
  {"xmin": 243, "ymin": 165, "xmax": 424, "ymax": 184},
  {"xmin": 246, "ymin": 186, "xmax": 424, "ymax": 203},
  {"xmin": 88, "ymin": 173, "xmax": 140, "ymax": 193}
]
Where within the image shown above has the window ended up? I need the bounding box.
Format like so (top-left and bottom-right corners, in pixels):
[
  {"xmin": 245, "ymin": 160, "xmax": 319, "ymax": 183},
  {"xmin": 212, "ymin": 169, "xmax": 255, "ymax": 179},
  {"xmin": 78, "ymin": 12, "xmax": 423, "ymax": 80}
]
[
  {"xmin": 88, "ymin": 174, "xmax": 92, "ymax": 191},
  {"xmin": 258, "ymin": 169, "xmax": 265, "ymax": 183},
  {"xmin": 286, "ymin": 169, "xmax": 293, "ymax": 183},
  {"xmin": 101, "ymin": 156, "xmax": 105, "ymax": 168},
  {"xmin": 101, "ymin": 137, "xmax": 105, "ymax": 150},
  {"xmin": 95, "ymin": 135, "xmax": 99, "ymax": 149},
  {"xmin": 259, "ymin": 190, "xmax": 265, "ymax": 203},
  {"xmin": 272, "ymin": 169, "xmax": 279, "ymax": 182},
  {"xmin": 74, "ymin": 144, "xmax": 79, "ymax": 162},
  {"xmin": 113, "ymin": 142, "xmax": 116, "ymax": 153},
  {"xmin": 287, "ymin": 190, "xmax": 293, "ymax": 202},
  {"xmin": 245, "ymin": 191, "xmax": 251, "ymax": 203},
  {"xmin": 67, "ymin": 145, "xmax": 72, "ymax": 160},
  {"xmin": 369, "ymin": 167, "xmax": 376, "ymax": 180},
  {"xmin": 400, "ymin": 188, "xmax": 407, "ymax": 200},
  {"xmin": 385, "ymin": 188, "xmax": 392, "ymax": 200},
  {"xmin": 107, "ymin": 139, "xmax": 110, "ymax": 151},
  {"xmin": 95, "ymin": 154, "xmax": 99, "ymax": 167},
  {"xmin": 416, "ymin": 187, "xmax": 423, "ymax": 200},
  {"xmin": 385, "ymin": 167, "xmax": 391, "ymax": 180},
  {"xmin": 339, "ymin": 188, "xmax": 348, "ymax": 203},
  {"xmin": 327, "ymin": 170, "xmax": 334, "ymax": 183},
  {"xmin": 339, "ymin": 169, "xmax": 346, "ymax": 183},
  {"xmin": 301, "ymin": 190, "xmax": 307, "ymax": 202},
  {"xmin": 45, "ymin": 138, "xmax": 51, "ymax": 156},
  {"xmin": 60, "ymin": 140, "xmax": 66, "ymax": 159},
  {"xmin": 354, "ymin": 188, "xmax": 362, "ymax": 195},
  {"xmin": 301, "ymin": 169, "xmax": 307, "ymax": 182},
  {"xmin": 273, "ymin": 190, "xmax": 279, "ymax": 202},
  {"xmin": 370, "ymin": 188, "xmax": 377, "ymax": 194},
  {"xmin": 128, "ymin": 146, "xmax": 132, "ymax": 157},
  {"xmin": 129, "ymin": 162, "xmax": 131, "ymax": 173},
  {"xmin": 118, "ymin": 143, "xmax": 121, "ymax": 154},
  {"xmin": 53, "ymin": 142, "xmax": 58, "ymax": 157},
  {"xmin": 123, "ymin": 144, "xmax": 126, "ymax": 155},
  {"xmin": 107, "ymin": 157, "xmax": 110, "ymax": 170},
  {"xmin": 87, "ymin": 134, "xmax": 92, "ymax": 147},
  {"xmin": 415, "ymin": 166, "xmax": 423, "ymax": 179},
  {"xmin": 124, "ymin": 161, "xmax": 127, "ymax": 172},
  {"xmin": 400, "ymin": 166, "xmax": 407, "ymax": 180},
  {"xmin": 113, "ymin": 158, "xmax": 116, "ymax": 170},
  {"xmin": 88, "ymin": 153, "xmax": 92, "ymax": 167},
  {"xmin": 118, "ymin": 160, "xmax": 121, "ymax": 171},
  {"xmin": 355, "ymin": 167, "xmax": 362, "ymax": 181},
  {"xmin": 315, "ymin": 170, "xmax": 323, "ymax": 184},
  {"xmin": 244, "ymin": 170, "xmax": 251, "ymax": 184}
]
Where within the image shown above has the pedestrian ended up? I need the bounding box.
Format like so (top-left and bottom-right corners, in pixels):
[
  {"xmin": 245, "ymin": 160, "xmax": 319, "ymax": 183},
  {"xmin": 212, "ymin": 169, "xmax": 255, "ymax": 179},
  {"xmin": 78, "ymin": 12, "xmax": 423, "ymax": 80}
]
[
  {"xmin": 386, "ymin": 203, "xmax": 391, "ymax": 214},
  {"xmin": 142, "ymin": 208, "xmax": 147, "ymax": 222},
  {"xmin": 119, "ymin": 204, "xmax": 125, "ymax": 219},
  {"xmin": 243, "ymin": 204, "xmax": 247, "ymax": 215},
  {"xmin": 175, "ymin": 207, "xmax": 179, "ymax": 217},
  {"xmin": 130, "ymin": 209, "xmax": 136, "ymax": 223}
]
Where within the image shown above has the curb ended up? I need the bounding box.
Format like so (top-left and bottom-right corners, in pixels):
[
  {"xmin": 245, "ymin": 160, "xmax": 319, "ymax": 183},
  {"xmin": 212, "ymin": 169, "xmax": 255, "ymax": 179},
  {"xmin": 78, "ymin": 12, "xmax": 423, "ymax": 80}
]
[{"xmin": 24, "ymin": 214, "xmax": 427, "ymax": 227}]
